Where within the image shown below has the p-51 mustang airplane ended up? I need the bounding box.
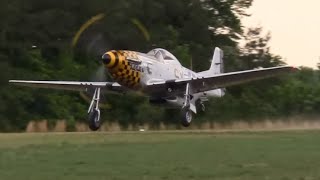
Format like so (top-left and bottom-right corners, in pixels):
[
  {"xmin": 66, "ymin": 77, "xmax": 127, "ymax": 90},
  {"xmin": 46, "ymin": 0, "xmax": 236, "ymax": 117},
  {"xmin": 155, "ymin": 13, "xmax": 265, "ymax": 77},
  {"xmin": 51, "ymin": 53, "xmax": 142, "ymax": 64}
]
[{"xmin": 9, "ymin": 47, "xmax": 295, "ymax": 131}]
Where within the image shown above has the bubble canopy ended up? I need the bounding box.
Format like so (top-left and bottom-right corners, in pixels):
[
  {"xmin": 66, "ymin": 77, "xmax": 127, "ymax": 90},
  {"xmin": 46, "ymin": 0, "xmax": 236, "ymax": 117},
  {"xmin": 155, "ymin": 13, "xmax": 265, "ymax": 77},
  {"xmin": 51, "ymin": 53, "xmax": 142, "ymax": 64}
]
[{"xmin": 147, "ymin": 48, "xmax": 179, "ymax": 62}]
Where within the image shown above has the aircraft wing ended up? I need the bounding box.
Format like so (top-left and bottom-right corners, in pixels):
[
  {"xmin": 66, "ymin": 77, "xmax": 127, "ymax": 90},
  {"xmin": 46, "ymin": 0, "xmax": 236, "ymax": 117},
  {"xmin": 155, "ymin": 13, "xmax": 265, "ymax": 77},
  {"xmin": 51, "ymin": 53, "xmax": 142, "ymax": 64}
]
[
  {"xmin": 9, "ymin": 80, "xmax": 123, "ymax": 92},
  {"xmin": 147, "ymin": 66, "xmax": 296, "ymax": 96}
]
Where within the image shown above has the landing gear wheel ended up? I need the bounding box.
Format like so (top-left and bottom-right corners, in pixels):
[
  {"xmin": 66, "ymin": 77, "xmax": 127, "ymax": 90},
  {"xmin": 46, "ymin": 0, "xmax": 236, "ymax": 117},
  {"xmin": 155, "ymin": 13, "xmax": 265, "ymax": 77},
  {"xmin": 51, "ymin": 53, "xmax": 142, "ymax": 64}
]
[
  {"xmin": 181, "ymin": 109, "xmax": 192, "ymax": 127},
  {"xmin": 88, "ymin": 109, "xmax": 101, "ymax": 131}
]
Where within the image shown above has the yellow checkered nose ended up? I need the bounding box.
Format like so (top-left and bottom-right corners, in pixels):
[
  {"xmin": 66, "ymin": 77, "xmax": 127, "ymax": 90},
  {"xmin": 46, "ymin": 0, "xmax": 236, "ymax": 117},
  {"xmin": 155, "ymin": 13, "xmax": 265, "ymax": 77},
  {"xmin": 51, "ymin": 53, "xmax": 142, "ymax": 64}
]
[{"xmin": 102, "ymin": 51, "xmax": 141, "ymax": 88}]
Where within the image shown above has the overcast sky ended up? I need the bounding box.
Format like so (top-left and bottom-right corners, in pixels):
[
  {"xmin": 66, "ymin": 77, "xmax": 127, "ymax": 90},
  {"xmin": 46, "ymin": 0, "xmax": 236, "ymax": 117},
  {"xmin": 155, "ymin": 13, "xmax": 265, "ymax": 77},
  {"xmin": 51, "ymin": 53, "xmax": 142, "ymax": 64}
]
[{"xmin": 242, "ymin": 0, "xmax": 320, "ymax": 68}]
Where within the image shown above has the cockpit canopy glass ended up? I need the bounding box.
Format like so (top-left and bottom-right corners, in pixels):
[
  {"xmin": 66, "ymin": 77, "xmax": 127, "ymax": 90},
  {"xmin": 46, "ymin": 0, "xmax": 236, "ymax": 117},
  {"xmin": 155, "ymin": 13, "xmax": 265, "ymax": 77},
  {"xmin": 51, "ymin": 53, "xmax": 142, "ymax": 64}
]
[{"xmin": 147, "ymin": 48, "xmax": 178, "ymax": 61}]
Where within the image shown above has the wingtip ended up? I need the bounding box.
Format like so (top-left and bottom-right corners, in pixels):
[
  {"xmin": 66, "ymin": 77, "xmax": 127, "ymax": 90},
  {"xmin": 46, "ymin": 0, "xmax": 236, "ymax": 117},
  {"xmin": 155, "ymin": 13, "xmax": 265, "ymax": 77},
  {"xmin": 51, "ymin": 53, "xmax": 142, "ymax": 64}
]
[{"xmin": 9, "ymin": 80, "xmax": 24, "ymax": 84}]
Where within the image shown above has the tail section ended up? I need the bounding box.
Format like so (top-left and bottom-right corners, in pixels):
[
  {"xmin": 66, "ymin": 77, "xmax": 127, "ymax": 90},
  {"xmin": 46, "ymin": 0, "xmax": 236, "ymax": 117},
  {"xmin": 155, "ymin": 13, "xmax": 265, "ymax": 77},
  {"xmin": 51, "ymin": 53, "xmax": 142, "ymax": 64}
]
[
  {"xmin": 198, "ymin": 47, "xmax": 224, "ymax": 76},
  {"xmin": 198, "ymin": 47, "xmax": 225, "ymax": 98},
  {"xmin": 210, "ymin": 47, "xmax": 224, "ymax": 74}
]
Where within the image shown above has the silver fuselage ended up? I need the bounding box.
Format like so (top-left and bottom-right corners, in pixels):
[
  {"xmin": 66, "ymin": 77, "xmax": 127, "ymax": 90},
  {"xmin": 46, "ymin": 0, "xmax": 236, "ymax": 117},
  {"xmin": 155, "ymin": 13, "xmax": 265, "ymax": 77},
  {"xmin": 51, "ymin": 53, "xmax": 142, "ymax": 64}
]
[{"xmin": 102, "ymin": 48, "xmax": 223, "ymax": 107}]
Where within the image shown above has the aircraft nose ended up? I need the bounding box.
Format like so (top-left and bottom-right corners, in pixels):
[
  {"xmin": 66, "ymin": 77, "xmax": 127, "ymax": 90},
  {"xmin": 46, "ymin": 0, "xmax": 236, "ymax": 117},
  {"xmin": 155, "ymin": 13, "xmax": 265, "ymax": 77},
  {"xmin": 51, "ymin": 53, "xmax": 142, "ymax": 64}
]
[
  {"xmin": 102, "ymin": 53, "xmax": 112, "ymax": 65},
  {"xmin": 101, "ymin": 50, "xmax": 141, "ymax": 88}
]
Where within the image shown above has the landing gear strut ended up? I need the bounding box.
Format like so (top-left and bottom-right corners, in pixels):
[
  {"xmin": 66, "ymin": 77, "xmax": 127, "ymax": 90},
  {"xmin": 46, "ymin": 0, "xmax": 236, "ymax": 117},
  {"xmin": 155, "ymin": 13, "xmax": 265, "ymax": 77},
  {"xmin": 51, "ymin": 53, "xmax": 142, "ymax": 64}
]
[
  {"xmin": 181, "ymin": 83, "xmax": 193, "ymax": 127},
  {"xmin": 88, "ymin": 88, "xmax": 101, "ymax": 131}
]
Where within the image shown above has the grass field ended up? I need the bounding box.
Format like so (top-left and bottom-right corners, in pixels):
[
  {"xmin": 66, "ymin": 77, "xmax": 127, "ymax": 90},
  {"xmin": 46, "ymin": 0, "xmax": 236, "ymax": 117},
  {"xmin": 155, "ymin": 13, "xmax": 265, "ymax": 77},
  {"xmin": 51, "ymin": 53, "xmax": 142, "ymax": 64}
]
[{"xmin": 1, "ymin": 130, "xmax": 320, "ymax": 180}]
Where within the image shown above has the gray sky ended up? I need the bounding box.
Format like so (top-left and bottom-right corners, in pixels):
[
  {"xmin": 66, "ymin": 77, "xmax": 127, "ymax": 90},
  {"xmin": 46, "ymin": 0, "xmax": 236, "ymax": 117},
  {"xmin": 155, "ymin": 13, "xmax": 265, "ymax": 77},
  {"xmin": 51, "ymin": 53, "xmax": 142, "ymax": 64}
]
[{"xmin": 242, "ymin": 0, "xmax": 320, "ymax": 68}]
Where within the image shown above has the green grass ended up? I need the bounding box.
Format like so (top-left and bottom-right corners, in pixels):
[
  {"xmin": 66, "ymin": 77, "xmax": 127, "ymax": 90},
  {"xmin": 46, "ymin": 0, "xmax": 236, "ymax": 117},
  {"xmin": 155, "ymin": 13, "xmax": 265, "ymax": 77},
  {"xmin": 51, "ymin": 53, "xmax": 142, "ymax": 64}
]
[{"xmin": 0, "ymin": 131, "xmax": 320, "ymax": 180}]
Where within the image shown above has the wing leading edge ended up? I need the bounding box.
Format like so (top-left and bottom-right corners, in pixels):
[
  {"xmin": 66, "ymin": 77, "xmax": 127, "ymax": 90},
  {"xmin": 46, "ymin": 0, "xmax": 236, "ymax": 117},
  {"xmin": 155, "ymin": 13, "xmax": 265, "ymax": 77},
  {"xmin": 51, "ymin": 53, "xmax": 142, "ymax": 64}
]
[
  {"xmin": 147, "ymin": 66, "xmax": 297, "ymax": 95},
  {"xmin": 9, "ymin": 80, "xmax": 123, "ymax": 92}
]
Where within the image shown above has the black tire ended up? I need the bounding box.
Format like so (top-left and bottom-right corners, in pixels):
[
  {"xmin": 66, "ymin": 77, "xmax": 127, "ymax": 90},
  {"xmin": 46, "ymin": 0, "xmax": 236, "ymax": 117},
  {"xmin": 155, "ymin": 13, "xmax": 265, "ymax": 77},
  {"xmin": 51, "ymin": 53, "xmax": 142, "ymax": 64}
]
[
  {"xmin": 181, "ymin": 109, "xmax": 192, "ymax": 127},
  {"xmin": 88, "ymin": 109, "xmax": 101, "ymax": 131}
]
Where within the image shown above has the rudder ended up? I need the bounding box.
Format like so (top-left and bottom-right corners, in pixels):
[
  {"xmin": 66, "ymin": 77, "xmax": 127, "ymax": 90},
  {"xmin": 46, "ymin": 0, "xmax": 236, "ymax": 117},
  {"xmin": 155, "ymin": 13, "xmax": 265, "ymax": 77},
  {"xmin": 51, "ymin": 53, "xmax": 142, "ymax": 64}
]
[
  {"xmin": 210, "ymin": 47, "xmax": 224, "ymax": 75},
  {"xmin": 198, "ymin": 47, "xmax": 224, "ymax": 76}
]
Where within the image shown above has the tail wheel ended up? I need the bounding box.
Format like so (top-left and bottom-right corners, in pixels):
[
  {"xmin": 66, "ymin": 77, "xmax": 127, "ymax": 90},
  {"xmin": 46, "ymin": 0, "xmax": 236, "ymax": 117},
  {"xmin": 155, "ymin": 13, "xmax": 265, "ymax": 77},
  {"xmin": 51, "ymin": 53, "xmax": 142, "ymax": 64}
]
[
  {"xmin": 88, "ymin": 109, "xmax": 101, "ymax": 131},
  {"xmin": 181, "ymin": 109, "xmax": 192, "ymax": 127},
  {"xmin": 201, "ymin": 103, "xmax": 205, "ymax": 112}
]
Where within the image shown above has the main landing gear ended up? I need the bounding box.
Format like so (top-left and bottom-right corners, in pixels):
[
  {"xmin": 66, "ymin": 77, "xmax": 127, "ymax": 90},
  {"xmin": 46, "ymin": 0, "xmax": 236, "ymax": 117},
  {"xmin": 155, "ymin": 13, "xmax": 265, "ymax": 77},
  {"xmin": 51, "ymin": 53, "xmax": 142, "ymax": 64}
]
[
  {"xmin": 181, "ymin": 108, "xmax": 193, "ymax": 127},
  {"xmin": 181, "ymin": 83, "xmax": 193, "ymax": 127},
  {"xmin": 88, "ymin": 88, "xmax": 101, "ymax": 131}
]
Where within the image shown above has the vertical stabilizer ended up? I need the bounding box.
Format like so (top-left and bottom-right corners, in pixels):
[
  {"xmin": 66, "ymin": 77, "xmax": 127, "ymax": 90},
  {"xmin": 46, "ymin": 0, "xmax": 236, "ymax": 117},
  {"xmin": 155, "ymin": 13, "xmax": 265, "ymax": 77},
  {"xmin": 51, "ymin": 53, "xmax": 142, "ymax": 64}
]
[
  {"xmin": 198, "ymin": 47, "xmax": 224, "ymax": 76},
  {"xmin": 197, "ymin": 47, "xmax": 226, "ymax": 97},
  {"xmin": 210, "ymin": 47, "xmax": 224, "ymax": 74}
]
